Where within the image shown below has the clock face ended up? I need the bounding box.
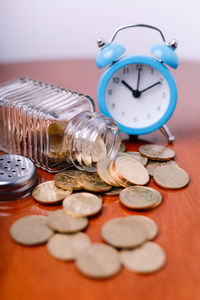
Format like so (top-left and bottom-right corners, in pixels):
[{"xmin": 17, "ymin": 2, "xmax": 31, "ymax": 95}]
[{"xmin": 105, "ymin": 63, "xmax": 170, "ymax": 129}]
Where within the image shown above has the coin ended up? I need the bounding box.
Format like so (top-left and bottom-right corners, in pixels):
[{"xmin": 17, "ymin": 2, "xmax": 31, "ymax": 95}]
[
  {"xmin": 75, "ymin": 243, "xmax": 121, "ymax": 279},
  {"xmin": 103, "ymin": 187, "xmax": 124, "ymax": 196},
  {"xmin": 139, "ymin": 144, "xmax": 175, "ymax": 161},
  {"xmin": 47, "ymin": 209, "xmax": 88, "ymax": 233},
  {"xmin": 114, "ymin": 156, "xmax": 149, "ymax": 185},
  {"xmin": 119, "ymin": 142, "xmax": 126, "ymax": 152},
  {"xmin": 146, "ymin": 160, "xmax": 178, "ymax": 176},
  {"xmin": 107, "ymin": 160, "xmax": 129, "ymax": 187},
  {"xmin": 97, "ymin": 159, "xmax": 120, "ymax": 187},
  {"xmin": 125, "ymin": 216, "xmax": 158, "ymax": 240},
  {"xmin": 91, "ymin": 136, "xmax": 107, "ymax": 162},
  {"xmin": 153, "ymin": 166, "xmax": 189, "ymax": 190},
  {"xmin": 119, "ymin": 152, "xmax": 148, "ymax": 166},
  {"xmin": 101, "ymin": 216, "xmax": 147, "ymax": 248},
  {"xmin": 10, "ymin": 215, "xmax": 54, "ymax": 246},
  {"xmin": 77, "ymin": 172, "xmax": 112, "ymax": 192},
  {"xmin": 120, "ymin": 241, "xmax": 166, "ymax": 273},
  {"xmin": 119, "ymin": 186, "xmax": 159, "ymax": 210},
  {"xmin": 54, "ymin": 170, "xmax": 82, "ymax": 190},
  {"xmin": 47, "ymin": 232, "xmax": 91, "ymax": 261},
  {"xmin": 146, "ymin": 187, "xmax": 162, "ymax": 208},
  {"xmin": 32, "ymin": 181, "xmax": 72, "ymax": 205},
  {"xmin": 63, "ymin": 192, "xmax": 103, "ymax": 217}
]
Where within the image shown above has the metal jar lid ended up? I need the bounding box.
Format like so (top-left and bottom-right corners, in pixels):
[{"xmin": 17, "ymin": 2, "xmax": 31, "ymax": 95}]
[{"xmin": 0, "ymin": 154, "xmax": 38, "ymax": 201}]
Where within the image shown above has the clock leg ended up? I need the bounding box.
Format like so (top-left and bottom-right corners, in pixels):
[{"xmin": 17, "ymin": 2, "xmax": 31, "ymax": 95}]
[{"xmin": 160, "ymin": 124, "xmax": 175, "ymax": 143}]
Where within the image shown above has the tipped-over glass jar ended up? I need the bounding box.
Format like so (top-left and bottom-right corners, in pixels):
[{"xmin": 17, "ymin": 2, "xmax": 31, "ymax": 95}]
[{"xmin": 0, "ymin": 77, "xmax": 120, "ymax": 172}]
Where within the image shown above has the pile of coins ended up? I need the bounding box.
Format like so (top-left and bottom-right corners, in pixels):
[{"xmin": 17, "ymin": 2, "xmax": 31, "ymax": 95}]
[{"xmin": 10, "ymin": 144, "xmax": 190, "ymax": 279}]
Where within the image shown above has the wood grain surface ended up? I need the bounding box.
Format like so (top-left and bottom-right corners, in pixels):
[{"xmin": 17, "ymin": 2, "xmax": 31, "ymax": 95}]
[{"xmin": 0, "ymin": 60, "xmax": 200, "ymax": 300}]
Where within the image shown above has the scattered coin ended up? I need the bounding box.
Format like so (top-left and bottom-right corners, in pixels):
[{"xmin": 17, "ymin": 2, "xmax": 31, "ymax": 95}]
[
  {"xmin": 114, "ymin": 156, "xmax": 149, "ymax": 185},
  {"xmin": 63, "ymin": 192, "xmax": 103, "ymax": 217},
  {"xmin": 146, "ymin": 160, "xmax": 178, "ymax": 176},
  {"xmin": 32, "ymin": 181, "xmax": 72, "ymax": 205},
  {"xmin": 47, "ymin": 209, "xmax": 88, "ymax": 233},
  {"xmin": 75, "ymin": 243, "xmax": 121, "ymax": 279},
  {"xmin": 10, "ymin": 215, "xmax": 54, "ymax": 246},
  {"xmin": 146, "ymin": 187, "xmax": 162, "ymax": 208},
  {"xmin": 47, "ymin": 232, "xmax": 91, "ymax": 261},
  {"xmin": 119, "ymin": 142, "xmax": 126, "ymax": 152},
  {"xmin": 119, "ymin": 186, "xmax": 159, "ymax": 210},
  {"xmin": 101, "ymin": 216, "xmax": 147, "ymax": 248},
  {"xmin": 139, "ymin": 144, "xmax": 175, "ymax": 161},
  {"xmin": 107, "ymin": 160, "xmax": 129, "ymax": 187},
  {"xmin": 97, "ymin": 159, "xmax": 120, "ymax": 187},
  {"xmin": 77, "ymin": 172, "xmax": 112, "ymax": 192},
  {"xmin": 103, "ymin": 187, "xmax": 124, "ymax": 196},
  {"xmin": 54, "ymin": 170, "xmax": 82, "ymax": 191},
  {"xmin": 120, "ymin": 241, "xmax": 166, "ymax": 274},
  {"xmin": 126, "ymin": 216, "xmax": 158, "ymax": 240},
  {"xmin": 119, "ymin": 151, "xmax": 148, "ymax": 166},
  {"xmin": 154, "ymin": 166, "xmax": 189, "ymax": 190}
]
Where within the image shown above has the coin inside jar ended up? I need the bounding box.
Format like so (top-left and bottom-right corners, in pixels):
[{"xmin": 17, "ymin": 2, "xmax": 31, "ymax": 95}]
[
  {"xmin": 75, "ymin": 243, "xmax": 121, "ymax": 279},
  {"xmin": 120, "ymin": 241, "xmax": 166, "ymax": 274},
  {"xmin": 47, "ymin": 209, "xmax": 88, "ymax": 233},
  {"xmin": 47, "ymin": 232, "xmax": 91, "ymax": 261},
  {"xmin": 32, "ymin": 181, "xmax": 72, "ymax": 205},
  {"xmin": 153, "ymin": 166, "xmax": 189, "ymax": 190},
  {"xmin": 139, "ymin": 144, "xmax": 175, "ymax": 161},
  {"xmin": 10, "ymin": 215, "xmax": 54, "ymax": 246},
  {"xmin": 63, "ymin": 192, "xmax": 103, "ymax": 217},
  {"xmin": 101, "ymin": 216, "xmax": 148, "ymax": 248},
  {"xmin": 54, "ymin": 170, "xmax": 82, "ymax": 190},
  {"xmin": 77, "ymin": 172, "xmax": 112, "ymax": 192},
  {"xmin": 119, "ymin": 186, "xmax": 159, "ymax": 210}
]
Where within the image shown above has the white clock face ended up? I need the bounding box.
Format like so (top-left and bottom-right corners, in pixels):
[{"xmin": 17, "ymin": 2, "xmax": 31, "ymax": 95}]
[{"xmin": 105, "ymin": 63, "xmax": 170, "ymax": 128}]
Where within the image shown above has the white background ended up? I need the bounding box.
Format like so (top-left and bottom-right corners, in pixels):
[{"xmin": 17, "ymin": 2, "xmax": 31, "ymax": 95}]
[{"xmin": 0, "ymin": 0, "xmax": 199, "ymax": 63}]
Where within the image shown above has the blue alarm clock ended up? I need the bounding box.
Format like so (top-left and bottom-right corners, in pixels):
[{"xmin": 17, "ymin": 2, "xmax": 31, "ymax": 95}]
[{"xmin": 96, "ymin": 24, "xmax": 179, "ymax": 142}]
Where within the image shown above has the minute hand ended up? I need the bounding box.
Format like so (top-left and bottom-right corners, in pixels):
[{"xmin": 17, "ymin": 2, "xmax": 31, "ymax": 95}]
[{"xmin": 140, "ymin": 81, "xmax": 161, "ymax": 94}]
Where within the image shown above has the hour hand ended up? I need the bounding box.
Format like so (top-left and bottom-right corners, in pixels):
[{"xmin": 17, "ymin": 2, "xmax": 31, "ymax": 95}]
[{"xmin": 121, "ymin": 80, "xmax": 136, "ymax": 94}]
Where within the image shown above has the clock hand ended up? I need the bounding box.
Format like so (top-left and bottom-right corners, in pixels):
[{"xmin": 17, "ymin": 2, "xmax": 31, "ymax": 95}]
[
  {"xmin": 140, "ymin": 81, "xmax": 161, "ymax": 94},
  {"xmin": 136, "ymin": 68, "xmax": 141, "ymax": 90},
  {"xmin": 121, "ymin": 80, "xmax": 136, "ymax": 93}
]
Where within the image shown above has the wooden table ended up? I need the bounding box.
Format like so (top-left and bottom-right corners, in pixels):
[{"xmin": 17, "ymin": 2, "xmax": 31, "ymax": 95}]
[{"xmin": 0, "ymin": 60, "xmax": 200, "ymax": 300}]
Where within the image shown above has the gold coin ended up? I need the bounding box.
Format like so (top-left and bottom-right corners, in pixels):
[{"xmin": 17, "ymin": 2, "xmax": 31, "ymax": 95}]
[
  {"xmin": 97, "ymin": 159, "xmax": 120, "ymax": 187},
  {"xmin": 146, "ymin": 160, "xmax": 178, "ymax": 176},
  {"xmin": 75, "ymin": 243, "xmax": 121, "ymax": 279},
  {"xmin": 103, "ymin": 187, "xmax": 124, "ymax": 196},
  {"xmin": 139, "ymin": 144, "xmax": 175, "ymax": 161},
  {"xmin": 47, "ymin": 232, "xmax": 91, "ymax": 261},
  {"xmin": 107, "ymin": 160, "xmax": 129, "ymax": 187},
  {"xmin": 63, "ymin": 192, "xmax": 103, "ymax": 217},
  {"xmin": 101, "ymin": 216, "xmax": 147, "ymax": 248},
  {"xmin": 77, "ymin": 172, "xmax": 112, "ymax": 192},
  {"xmin": 153, "ymin": 166, "xmax": 189, "ymax": 190},
  {"xmin": 10, "ymin": 215, "xmax": 54, "ymax": 246},
  {"xmin": 145, "ymin": 187, "xmax": 162, "ymax": 208},
  {"xmin": 120, "ymin": 241, "xmax": 166, "ymax": 273},
  {"xmin": 47, "ymin": 209, "xmax": 88, "ymax": 233},
  {"xmin": 118, "ymin": 151, "xmax": 148, "ymax": 166},
  {"xmin": 114, "ymin": 156, "xmax": 149, "ymax": 185},
  {"xmin": 91, "ymin": 136, "xmax": 107, "ymax": 162},
  {"xmin": 54, "ymin": 170, "xmax": 82, "ymax": 191},
  {"xmin": 32, "ymin": 181, "xmax": 72, "ymax": 205},
  {"xmin": 119, "ymin": 142, "xmax": 126, "ymax": 152},
  {"xmin": 119, "ymin": 186, "xmax": 159, "ymax": 210},
  {"xmin": 125, "ymin": 216, "xmax": 158, "ymax": 240}
]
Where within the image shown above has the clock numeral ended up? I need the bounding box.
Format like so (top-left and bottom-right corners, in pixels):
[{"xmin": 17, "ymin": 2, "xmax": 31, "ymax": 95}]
[
  {"xmin": 162, "ymin": 92, "xmax": 166, "ymax": 98},
  {"xmin": 147, "ymin": 113, "xmax": 151, "ymax": 120},
  {"xmin": 111, "ymin": 103, "xmax": 115, "ymax": 109},
  {"xmin": 123, "ymin": 67, "xmax": 129, "ymax": 74},
  {"xmin": 121, "ymin": 111, "xmax": 125, "ymax": 117},
  {"xmin": 136, "ymin": 64, "xmax": 143, "ymax": 70},
  {"xmin": 113, "ymin": 77, "xmax": 120, "ymax": 84},
  {"xmin": 157, "ymin": 105, "xmax": 161, "ymax": 111},
  {"xmin": 108, "ymin": 89, "xmax": 112, "ymax": 95},
  {"xmin": 133, "ymin": 117, "xmax": 138, "ymax": 123}
]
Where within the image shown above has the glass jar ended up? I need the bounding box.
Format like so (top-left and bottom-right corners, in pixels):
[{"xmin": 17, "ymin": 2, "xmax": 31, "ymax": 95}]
[{"xmin": 0, "ymin": 77, "xmax": 120, "ymax": 172}]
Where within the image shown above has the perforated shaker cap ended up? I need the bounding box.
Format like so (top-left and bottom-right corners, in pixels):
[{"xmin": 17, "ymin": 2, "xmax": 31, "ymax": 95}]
[{"xmin": 0, "ymin": 154, "xmax": 38, "ymax": 200}]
